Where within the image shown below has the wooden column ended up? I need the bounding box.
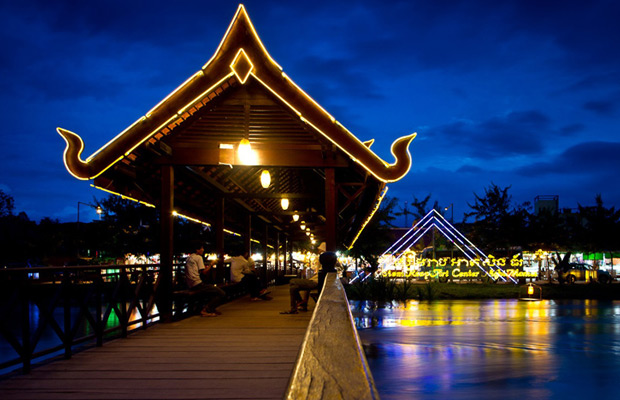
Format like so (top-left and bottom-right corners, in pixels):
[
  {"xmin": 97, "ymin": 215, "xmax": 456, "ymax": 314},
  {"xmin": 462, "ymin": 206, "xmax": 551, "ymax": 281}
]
[
  {"xmin": 263, "ymin": 225, "xmax": 268, "ymax": 284},
  {"xmin": 289, "ymin": 236, "xmax": 294, "ymax": 274},
  {"xmin": 159, "ymin": 165, "xmax": 174, "ymax": 322},
  {"xmin": 283, "ymin": 234, "xmax": 289, "ymax": 275},
  {"xmin": 215, "ymin": 197, "xmax": 225, "ymax": 281},
  {"xmin": 275, "ymin": 232, "xmax": 280, "ymax": 279},
  {"xmin": 325, "ymin": 167, "xmax": 337, "ymax": 252},
  {"xmin": 244, "ymin": 214, "xmax": 252, "ymax": 256}
]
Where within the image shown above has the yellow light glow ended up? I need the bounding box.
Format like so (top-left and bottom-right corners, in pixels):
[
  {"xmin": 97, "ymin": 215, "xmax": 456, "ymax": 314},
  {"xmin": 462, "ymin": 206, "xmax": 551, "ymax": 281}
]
[
  {"xmin": 250, "ymin": 73, "xmax": 416, "ymax": 183},
  {"xmin": 300, "ymin": 223, "xmax": 306, "ymax": 230},
  {"xmin": 260, "ymin": 169, "xmax": 271, "ymax": 188},
  {"xmin": 91, "ymin": 184, "xmax": 156, "ymax": 208},
  {"xmin": 177, "ymin": 74, "xmax": 234, "ymax": 115},
  {"xmin": 230, "ymin": 48, "xmax": 254, "ymax": 84},
  {"xmin": 174, "ymin": 211, "xmax": 211, "ymax": 227},
  {"xmin": 201, "ymin": 4, "xmax": 283, "ymax": 71},
  {"xmin": 281, "ymin": 198, "xmax": 289, "ymax": 210},
  {"xmin": 306, "ymin": 231, "xmax": 310, "ymax": 236},
  {"xmin": 237, "ymin": 138, "xmax": 258, "ymax": 165},
  {"xmin": 347, "ymin": 186, "xmax": 388, "ymax": 249},
  {"xmin": 528, "ymin": 285, "xmax": 534, "ymax": 296},
  {"xmin": 292, "ymin": 213, "xmax": 299, "ymax": 222},
  {"xmin": 147, "ymin": 71, "xmax": 204, "ymax": 117}
]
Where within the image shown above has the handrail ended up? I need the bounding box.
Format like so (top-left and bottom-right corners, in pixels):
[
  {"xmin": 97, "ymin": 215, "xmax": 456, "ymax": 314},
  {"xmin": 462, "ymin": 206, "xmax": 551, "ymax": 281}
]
[
  {"xmin": 0, "ymin": 262, "xmax": 288, "ymax": 375},
  {"xmin": 0, "ymin": 264, "xmax": 167, "ymax": 374},
  {"xmin": 285, "ymin": 272, "xmax": 380, "ymax": 399}
]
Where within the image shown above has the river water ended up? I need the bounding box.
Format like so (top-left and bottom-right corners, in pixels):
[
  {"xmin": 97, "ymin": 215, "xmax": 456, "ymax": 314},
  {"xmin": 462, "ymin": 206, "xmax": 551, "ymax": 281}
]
[{"xmin": 353, "ymin": 299, "xmax": 620, "ymax": 400}]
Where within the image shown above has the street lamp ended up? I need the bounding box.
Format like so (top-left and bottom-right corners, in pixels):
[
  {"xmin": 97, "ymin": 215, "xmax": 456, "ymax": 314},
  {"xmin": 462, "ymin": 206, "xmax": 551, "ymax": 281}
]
[
  {"xmin": 77, "ymin": 201, "xmax": 102, "ymax": 224},
  {"xmin": 77, "ymin": 202, "xmax": 103, "ymax": 260},
  {"xmin": 444, "ymin": 203, "xmax": 454, "ymax": 260},
  {"xmin": 444, "ymin": 203, "xmax": 454, "ymax": 223}
]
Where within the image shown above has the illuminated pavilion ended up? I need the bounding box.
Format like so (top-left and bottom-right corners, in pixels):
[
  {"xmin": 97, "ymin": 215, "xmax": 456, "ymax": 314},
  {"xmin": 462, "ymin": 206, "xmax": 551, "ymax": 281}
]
[{"xmin": 58, "ymin": 4, "xmax": 415, "ymax": 316}]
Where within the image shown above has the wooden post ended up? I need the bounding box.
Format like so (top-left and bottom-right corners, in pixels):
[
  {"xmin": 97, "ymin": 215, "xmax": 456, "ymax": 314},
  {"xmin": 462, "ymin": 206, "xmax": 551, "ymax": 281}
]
[
  {"xmin": 263, "ymin": 224, "xmax": 268, "ymax": 284},
  {"xmin": 289, "ymin": 236, "xmax": 294, "ymax": 274},
  {"xmin": 216, "ymin": 197, "xmax": 225, "ymax": 282},
  {"xmin": 159, "ymin": 164, "xmax": 174, "ymax": 322},
  {"xmin": 283, "ymin": 234, "xmax": 288, "ymax": 276},
  {"xmin": 325, "ymin": 167, "xmax": 337, "ymax": 252},
  {"xmin": 275, "ymin": 231, "xmax": 280, "ymax": 279},
  {"xmin": 245, "ymin": 214, "xmax": 252, "ymax": 255}
]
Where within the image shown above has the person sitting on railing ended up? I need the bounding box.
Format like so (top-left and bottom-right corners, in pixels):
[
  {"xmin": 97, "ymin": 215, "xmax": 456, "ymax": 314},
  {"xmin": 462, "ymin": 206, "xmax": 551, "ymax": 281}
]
[
  {"xmin": 280, "ymin": 252, "xmax": 338, "ymax": 315},
  {"xmin": 186, "ymin": 241, "xmax": 226, "ymax": 317}
]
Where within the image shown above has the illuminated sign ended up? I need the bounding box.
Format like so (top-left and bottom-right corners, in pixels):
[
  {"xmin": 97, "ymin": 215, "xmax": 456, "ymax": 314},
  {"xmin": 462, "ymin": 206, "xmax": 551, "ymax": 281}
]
[
  {"xmin": 380, "ymin": 267, "xmax": 537, "ymax": 280},
  {"xmin": 378, "ymin": 255, "xmax": 535, "ymax": 280}
]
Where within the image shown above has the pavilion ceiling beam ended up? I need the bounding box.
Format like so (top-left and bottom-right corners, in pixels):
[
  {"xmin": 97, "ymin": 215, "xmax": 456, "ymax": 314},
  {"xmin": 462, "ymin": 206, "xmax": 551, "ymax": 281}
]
[
  {"xmin": 184, "ymin": 166, "xmax": 257, "ymax": 213},
  {"xmin": 159, "ymin": 148, "xmax": 349, "ymax": 167}
]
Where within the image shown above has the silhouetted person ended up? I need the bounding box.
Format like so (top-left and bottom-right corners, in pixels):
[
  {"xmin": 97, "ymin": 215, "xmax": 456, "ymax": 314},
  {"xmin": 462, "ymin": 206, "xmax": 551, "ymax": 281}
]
[
  {"xmin": 186, "ymin": 241, "xmax": 225, "ymax": 317},
  {"xmin": 280, "ymin": 251, "xmax": 338, "ymax": 314}
]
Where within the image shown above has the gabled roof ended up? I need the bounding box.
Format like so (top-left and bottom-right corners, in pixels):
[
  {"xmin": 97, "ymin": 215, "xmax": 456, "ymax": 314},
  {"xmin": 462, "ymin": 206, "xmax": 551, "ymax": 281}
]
[
  {"xmin": 58, "ymin": 4, "xmax": 415, "ymax": 183},
  {"xmin": 56, "ymin": 4, "xmax": 416, "ymax": 249}
]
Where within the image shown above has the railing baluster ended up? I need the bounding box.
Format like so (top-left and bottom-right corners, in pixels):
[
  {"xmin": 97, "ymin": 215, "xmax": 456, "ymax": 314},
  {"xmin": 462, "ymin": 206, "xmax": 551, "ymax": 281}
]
[
  {"xmin": 20, "ymin": 275, "xmax": 31, "ymax": 374},
  {"xmin": 95, "ymin": 274, "xmax": 103, "ymax": 347},
  {"xmin": 63, "ymin": 272, "xmax": 73, "ymax": 360},
  {"xmin": 120, "ymin": 266, "xmax": 128, "ymax": 338},
  {"xmin": 1, "ymin": 263, "xmax": 180, "ymax": 374}
]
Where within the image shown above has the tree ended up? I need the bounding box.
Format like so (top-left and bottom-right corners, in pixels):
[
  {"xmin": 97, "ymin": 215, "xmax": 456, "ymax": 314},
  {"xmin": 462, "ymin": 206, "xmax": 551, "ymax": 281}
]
[
  {"xmin": 348, "ymin": 196, "xmax": 399, "ymax": 271},
  {"xmin": 574, "ymin": 194, "xmax": 620, "ymax": 255},
  {"xmin": 465, "ymin": 184, "xmax": 528, "ymax": 254},
  {"xmin": 526, "ymin": 206, "xmax": 569, "ymax": 251},
  {"xmin": 95, "ymin": 195, "xmax": 159, "ymax": 259},
  {"xmin": 0, "ymin": 189, "xmax": 14, "ymax": 217},
  {"xmin": 409, "ymin": 194, "xmax": 440, "ymax": 220}
]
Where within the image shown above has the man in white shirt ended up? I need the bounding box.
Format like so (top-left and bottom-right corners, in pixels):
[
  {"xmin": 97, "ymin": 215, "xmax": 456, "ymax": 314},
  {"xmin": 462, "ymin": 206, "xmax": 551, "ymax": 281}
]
[
  {"xmin": 186, "ymin": 241, "xmax": 226, "ymax": 317},
  {"xmin": 226, "ymin": 251, "xmax": 267, "ymax": 301}
]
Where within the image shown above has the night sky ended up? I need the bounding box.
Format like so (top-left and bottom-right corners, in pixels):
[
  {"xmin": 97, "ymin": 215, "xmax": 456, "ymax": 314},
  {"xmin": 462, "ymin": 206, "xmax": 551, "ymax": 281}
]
[{"xmin": 1, "ymin": 0, "xmax": 619, "ymax": 226}]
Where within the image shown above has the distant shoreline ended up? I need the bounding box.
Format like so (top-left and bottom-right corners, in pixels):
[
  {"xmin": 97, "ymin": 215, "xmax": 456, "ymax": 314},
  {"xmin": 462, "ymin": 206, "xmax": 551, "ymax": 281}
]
[{"xmin": 345, "ymin": 281, "xmax": 620, "ymax": 301}]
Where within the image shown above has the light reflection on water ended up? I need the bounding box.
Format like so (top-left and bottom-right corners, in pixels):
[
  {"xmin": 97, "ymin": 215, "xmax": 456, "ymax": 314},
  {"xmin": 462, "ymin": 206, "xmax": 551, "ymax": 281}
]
[{"xmin": 353, "ymin": 299, "xmax": 620, "ymax": 400}]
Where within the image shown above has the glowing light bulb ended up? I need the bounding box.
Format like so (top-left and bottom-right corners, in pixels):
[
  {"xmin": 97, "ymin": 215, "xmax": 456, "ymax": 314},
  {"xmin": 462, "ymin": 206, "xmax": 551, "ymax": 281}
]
[
  {"xmin": 292, "ymin": 213, "xmax": 299, "ymax": 222},
  {"xmin": 281, "ymin": 198, "xmax": 289, "ymax": 210},
  {"xmin": 237, "ymin": 138, "xmax": 257, "ymax": 164},
  {"xmin": 260, "ymin": 169, "xmax": 271, "ymax": 188}
]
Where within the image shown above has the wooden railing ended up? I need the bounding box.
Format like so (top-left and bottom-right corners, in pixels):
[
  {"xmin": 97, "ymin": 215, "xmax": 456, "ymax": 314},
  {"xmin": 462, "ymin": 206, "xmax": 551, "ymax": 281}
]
[
  {"xmin": 0, "ymin": 264, "xmax": 166, "ymax": 374},
  {"xmin": 0, "ymin": 261, "xmax": 288, "ymax": 375},
  {"xmin": 285, "ymin": 272, "xmax": 380, "ymax": 399}
]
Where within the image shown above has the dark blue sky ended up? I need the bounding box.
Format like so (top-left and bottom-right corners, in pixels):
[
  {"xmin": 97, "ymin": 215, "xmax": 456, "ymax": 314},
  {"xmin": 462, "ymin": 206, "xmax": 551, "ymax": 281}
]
[{"xmin": 1, "ymin": 0, "xmax": 619, "ymax": 225}]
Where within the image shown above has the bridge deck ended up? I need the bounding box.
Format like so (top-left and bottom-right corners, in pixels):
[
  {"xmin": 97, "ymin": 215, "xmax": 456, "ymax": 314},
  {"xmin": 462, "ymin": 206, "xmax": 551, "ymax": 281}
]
[{"xmin": 0, "ymin": 285, "xmax": 312, "ymax": 399}]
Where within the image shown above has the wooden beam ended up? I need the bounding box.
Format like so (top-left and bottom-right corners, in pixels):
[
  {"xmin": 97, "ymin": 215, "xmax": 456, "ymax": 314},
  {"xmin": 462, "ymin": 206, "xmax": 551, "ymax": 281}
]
[
  {"xmin": 216, "ymin": 197, "xmax": 225, "ymax": 279},
  {"xmin": 325, "ymin": 168, "xmax": 336, "ymax": 252},
  {"xmin": 160, "ymin": 148, "xmax": 349, "ymax": 168},
  {"xmin": 244, "ymin": 214, "xmax": 251, "ymax": 256},
  {"xmin": 159, "ymin": 165, "xmax": 174, "ymax": 322}
]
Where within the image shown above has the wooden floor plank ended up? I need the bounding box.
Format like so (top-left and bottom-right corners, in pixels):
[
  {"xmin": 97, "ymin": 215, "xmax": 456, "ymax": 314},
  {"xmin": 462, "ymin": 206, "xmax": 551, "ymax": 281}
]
[{"xmin": 0, "ymin": 285, "xmax": 312, "ymax": 399}]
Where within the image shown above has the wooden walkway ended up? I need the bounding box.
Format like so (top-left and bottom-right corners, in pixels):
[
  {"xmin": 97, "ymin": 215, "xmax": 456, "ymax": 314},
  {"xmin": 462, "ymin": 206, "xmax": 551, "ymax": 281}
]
[{"xmin": 0, "ymin": 285, "xmax": 313, "ymax": 399}]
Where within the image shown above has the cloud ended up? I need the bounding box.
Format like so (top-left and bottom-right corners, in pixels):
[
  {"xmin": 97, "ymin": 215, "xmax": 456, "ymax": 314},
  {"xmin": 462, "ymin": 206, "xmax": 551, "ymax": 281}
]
[
  {"xmin": 559, "ymin": 123, "xmax": 585, "ymax": 135},
  {"xmin": 431, "ymin": 110, "xmax": 554, "ymax": 159},
  {"xmin": 583, "ymin": 100, "xmax": 616, "ymax": 116},
  {"xmin": 457, "ymin": 165, "xmax": 484, "ymax": 173},
  {"xmin": 516, "ymin": 141, "xmax": 620, "ymax": 176}
]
